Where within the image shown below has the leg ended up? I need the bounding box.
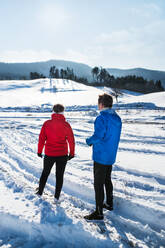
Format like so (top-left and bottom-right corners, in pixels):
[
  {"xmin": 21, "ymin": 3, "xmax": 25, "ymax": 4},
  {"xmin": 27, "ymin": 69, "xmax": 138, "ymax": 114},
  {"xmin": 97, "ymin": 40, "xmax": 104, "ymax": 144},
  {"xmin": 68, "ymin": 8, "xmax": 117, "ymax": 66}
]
[
  {"xmin": 84, "ymin": 161, "xmax": 106, "ymax": 220},
  {"xmin": 103, "ymin": 165, "xmax": 113, "ymax": 210},
  {"xmin": 94, "ymin": 161, "xmax": 107, "ymax": 215},
  {"xmin": 54, "ymin": 156, "xmax": 67, "ymax": 199},
  {"xmin": 38, "ymin": 156, "xmax": 54, "ymax": 195},
  {"xmin": 105, "ymin": 166, "xmax": 113, "ymax": 205}
]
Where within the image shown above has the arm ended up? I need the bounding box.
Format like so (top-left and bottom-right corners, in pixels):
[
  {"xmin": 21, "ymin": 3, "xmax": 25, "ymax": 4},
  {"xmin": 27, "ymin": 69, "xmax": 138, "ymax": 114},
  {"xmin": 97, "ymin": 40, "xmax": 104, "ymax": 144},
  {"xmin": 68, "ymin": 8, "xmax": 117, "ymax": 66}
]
[
  {"xmin": 37, "ymin": 123, "xmax": 46, "ymax": 154},
  {"xmin": 86, "ymin": 116, "xmax": 106, "ymax": 146},
  {"xmin": 66, "ymin": 123, "xmax": 75, "ymax": 157}
]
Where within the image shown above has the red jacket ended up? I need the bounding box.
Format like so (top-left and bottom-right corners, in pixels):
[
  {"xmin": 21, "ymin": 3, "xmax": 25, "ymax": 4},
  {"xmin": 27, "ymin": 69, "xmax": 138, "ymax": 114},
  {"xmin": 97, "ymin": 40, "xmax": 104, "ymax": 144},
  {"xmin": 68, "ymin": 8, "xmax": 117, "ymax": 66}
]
[{"xmin": 38, "ymin": 113, "xmax": 75, "ymax": 157}]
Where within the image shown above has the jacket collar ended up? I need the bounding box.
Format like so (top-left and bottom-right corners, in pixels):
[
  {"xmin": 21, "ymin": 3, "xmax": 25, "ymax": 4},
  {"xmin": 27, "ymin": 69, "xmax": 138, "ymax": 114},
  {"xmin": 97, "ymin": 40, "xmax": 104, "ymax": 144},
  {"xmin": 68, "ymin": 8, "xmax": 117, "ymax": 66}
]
[
  {"xmin": 100, "ymin": 108, "xmax": 116, "ymax": 114},
  {"xmin": 51, "ymin": 113, "xmax": 65, "ymax": 120}
]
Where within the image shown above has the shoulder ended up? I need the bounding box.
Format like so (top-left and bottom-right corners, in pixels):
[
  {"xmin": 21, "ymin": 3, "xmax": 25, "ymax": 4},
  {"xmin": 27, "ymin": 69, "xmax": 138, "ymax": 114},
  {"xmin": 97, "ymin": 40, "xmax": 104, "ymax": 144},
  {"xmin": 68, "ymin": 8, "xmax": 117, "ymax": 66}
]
[
  {"xmin": 42, "ymin": 120, "xmax": 51, "ymax": 126},
  {"xmin": 95, "ymin": 114, "xmax": 105, "ymax": 125},
  {"xmin": 107, "ymin": 110, "xmax": 122, "ymax": 127},
  {"xmin": 64, "ymin": 120, "xmax": 72, "ymax": 129}
]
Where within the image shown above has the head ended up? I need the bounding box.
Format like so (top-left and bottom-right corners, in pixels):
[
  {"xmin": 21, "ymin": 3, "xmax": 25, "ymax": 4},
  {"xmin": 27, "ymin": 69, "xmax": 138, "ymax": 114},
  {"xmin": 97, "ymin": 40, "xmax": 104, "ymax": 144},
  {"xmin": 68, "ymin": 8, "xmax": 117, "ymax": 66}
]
[
  {"xmin": 52, "ymin": 104, "xmax": 64, "ymax": 113},
  {"xmin": 98, "ymin": 94, "xmax": 113, "ymax": 110}
]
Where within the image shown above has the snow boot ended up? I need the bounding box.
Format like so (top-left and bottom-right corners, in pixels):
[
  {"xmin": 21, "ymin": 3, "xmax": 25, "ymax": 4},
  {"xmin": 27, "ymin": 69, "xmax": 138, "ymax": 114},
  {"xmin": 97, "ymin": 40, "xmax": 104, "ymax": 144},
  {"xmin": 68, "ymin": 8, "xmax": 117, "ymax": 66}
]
[
  {"xmin": 84, "ymin": 210, "xmax": 103, "ymax": 220},
  {"xmin": 103, "ymin": 202, "xmax": 113, "ymax": 211},
  {"xmin": 35, "ymin": 187, "xmax": 42, "ymax": 196},
  {"xmin": 54, "ymin": 197, "xmax": 60, "ymax": 204}
]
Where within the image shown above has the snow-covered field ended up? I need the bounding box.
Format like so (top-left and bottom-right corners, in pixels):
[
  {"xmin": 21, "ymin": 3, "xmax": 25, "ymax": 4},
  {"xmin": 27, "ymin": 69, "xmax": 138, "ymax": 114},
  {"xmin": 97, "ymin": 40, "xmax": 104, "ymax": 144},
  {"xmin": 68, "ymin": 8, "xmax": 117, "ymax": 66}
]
[{"xmin": 0, "ymin": 79, "xmax": 165, "ymax": 248}]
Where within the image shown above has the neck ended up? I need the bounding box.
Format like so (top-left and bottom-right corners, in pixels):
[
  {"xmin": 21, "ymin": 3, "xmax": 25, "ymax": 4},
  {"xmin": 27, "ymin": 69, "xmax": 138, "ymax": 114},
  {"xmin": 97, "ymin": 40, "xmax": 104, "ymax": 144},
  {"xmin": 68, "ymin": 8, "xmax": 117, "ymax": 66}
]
[{"xmin": 100, "ymin": 107, "xmax": 109, "ymax": 111}]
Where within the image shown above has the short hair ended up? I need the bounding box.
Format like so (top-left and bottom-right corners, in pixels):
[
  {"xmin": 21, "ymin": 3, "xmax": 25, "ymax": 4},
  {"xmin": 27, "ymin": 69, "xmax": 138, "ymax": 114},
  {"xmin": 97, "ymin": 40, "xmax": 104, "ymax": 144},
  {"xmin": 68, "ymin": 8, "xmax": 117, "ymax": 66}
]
[
  {"xmin": 53, "ymin": 104, "xmax": 64, "ymax": 113},
  {"xmin": 98, "ymin": 94, "xmax": 113, "ymax": 108}
]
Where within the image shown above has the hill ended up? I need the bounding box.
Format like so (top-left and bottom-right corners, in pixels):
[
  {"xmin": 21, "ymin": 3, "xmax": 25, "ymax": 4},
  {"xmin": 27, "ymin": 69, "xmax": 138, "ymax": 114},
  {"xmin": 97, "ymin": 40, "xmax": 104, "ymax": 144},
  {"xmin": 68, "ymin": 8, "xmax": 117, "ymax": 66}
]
[
  {"xmin": 106, "ymin": 67, "xmax": 165, "ymax": 89},
  {"xmin": 0, "ymin": 60, "xmax": 92, "ymax": 81},
  {"xmin": 0, "ymin": 60, "xmax": 165, "ymax": 89},
  {"xmin": 0, "ymin": 78, "xmax": 164, "ymax": 111},
  {"xmin": 0, "ymin": 78, "xmax": 102, "ymax": 111}
]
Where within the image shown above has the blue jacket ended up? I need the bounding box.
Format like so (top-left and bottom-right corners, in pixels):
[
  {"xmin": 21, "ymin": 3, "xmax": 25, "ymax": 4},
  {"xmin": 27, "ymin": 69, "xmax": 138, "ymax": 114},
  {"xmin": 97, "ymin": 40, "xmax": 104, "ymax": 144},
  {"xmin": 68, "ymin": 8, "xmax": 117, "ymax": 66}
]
[{"xmin": 86, "ymin": 108, "xmax": 122, "ymax": 165}]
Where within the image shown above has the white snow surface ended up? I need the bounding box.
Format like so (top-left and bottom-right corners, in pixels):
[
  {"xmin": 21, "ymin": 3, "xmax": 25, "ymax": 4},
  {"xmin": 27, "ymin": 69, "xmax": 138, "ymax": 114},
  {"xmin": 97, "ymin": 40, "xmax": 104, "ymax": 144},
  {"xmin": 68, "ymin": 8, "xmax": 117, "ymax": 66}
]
[
  {"xmin": 120, "ymin": 91, "xmax": 165, "ymax": 108},
  {"xmin": 0, "ymin": 79, "xmax": 165, "ymax": 248},
  {"xmin": 0, "ymin": 79, "xmax": 103, "ymax": 109}
]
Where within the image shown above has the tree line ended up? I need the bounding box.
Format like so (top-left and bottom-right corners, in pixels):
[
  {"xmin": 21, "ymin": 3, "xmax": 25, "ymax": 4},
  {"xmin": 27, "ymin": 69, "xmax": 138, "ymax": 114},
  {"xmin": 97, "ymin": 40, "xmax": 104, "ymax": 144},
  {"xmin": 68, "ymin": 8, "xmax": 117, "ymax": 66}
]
[
  {"xmin": 0, "ymin": 64, "xmax": 163, "ymax": 94},
  {"xmin": 48, "ymin": 66, "xmax": 88, "ymax": 84},
  {"xmin": 30, "ymin": 66, "xmax": 88, "ymax": 84},
  {"xmin": 29, "ymin": 65, "xmax": 164, "ymax": 93},
  {"xmin": 90, "ymin": 66, "xmax": 164, "ymax": 93}
]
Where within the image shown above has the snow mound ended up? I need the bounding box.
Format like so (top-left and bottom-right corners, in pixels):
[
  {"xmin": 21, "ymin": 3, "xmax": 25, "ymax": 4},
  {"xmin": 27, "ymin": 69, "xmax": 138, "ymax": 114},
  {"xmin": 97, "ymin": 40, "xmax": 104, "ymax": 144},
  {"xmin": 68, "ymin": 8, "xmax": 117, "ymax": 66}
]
[
  {"xmin": 120, "ymin": 91, "xmax": 165, "ymax": 109},
  {"xmin": 0, "ymin": 78, "xmax": 103, "ymax": 109}
]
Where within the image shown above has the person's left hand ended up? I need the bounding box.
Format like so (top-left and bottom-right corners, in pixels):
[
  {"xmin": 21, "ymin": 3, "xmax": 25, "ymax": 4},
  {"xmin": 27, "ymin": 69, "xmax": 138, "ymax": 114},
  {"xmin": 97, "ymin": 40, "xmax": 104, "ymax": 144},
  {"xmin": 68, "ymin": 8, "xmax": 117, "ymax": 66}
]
[
  {"xmin": 37, "ymin": 153, "xmax": 43, "ymax": 158},
  {"xmin": 68, "ymin": 154, "xmax": 74, "ymax": 160},
  {"xmin": 86, "ymin": 138, "xmax": 92, "ymax": 146}
]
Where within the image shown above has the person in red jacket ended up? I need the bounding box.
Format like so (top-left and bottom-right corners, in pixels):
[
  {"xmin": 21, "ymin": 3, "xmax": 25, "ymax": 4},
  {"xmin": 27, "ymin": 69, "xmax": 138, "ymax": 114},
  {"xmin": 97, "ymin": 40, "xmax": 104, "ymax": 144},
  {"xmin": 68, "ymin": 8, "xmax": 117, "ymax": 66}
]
[{"xmin": 36, "ymin": 104, "xmax": 75, "ymax": 201}]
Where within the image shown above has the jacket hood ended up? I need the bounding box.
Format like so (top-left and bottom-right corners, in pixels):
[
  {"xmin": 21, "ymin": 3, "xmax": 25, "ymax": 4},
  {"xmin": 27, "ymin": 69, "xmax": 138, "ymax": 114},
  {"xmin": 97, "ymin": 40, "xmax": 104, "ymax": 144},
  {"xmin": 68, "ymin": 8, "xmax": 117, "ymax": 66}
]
[
  {"xmin": 51, "ymin": 113, "xmax": 65, "ymax": 121},
  {"xmin": 100, "ymin": 108, "xmax": 115, "ymax": 115},
  {"xmin": 100, "ymin": 108, "xmax": 121, "ymax": 127}
]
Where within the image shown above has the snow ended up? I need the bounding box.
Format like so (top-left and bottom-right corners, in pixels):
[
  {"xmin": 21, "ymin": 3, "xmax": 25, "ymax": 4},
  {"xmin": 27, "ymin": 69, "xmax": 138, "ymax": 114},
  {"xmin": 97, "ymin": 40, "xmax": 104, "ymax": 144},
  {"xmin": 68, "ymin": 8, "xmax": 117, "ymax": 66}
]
[
  {"xmin": 0, "ymin": 79, "xmax": 103, "ymax": 109},
  {"xmin": 0, "ymin": 78, "xmax": 165, "ymax": 247},
  {"xmin": 119, "ymin": 91, "xmax": 165, "ymax": 109}
]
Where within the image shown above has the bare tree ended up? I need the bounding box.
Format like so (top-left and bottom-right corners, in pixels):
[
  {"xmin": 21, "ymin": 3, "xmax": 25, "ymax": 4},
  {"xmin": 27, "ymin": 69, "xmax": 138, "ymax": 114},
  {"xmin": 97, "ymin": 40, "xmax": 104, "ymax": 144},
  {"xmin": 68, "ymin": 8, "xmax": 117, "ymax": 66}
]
[{"xmin": 111, "ymin": 88, "xmax": 123, "ymax": 103}]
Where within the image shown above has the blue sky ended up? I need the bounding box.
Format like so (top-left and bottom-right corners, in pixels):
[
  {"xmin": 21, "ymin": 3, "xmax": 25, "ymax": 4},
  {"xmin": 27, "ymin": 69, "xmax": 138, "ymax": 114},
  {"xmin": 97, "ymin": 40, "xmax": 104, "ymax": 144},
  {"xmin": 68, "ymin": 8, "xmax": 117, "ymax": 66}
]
[{"xmin": 0, "ymin": 0, "xmax": 165, "ymax": 70}]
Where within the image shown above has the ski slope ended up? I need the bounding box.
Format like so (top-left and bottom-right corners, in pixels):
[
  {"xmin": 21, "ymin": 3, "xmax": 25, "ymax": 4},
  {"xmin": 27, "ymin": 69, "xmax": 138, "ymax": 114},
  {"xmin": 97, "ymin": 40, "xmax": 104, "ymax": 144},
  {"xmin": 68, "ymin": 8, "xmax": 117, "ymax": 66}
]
[{"xmin": 0, "ymin": 79, "xmax": 165, "ymax": 247}]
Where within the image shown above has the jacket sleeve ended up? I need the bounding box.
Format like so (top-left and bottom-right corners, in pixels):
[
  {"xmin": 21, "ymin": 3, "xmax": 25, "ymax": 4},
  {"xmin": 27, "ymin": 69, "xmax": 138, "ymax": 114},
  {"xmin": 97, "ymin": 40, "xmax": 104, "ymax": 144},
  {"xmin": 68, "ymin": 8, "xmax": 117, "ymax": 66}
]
[
  {"xmin": 38, "ymin": 123, "xmax": 47, "ymax": 154},
  {"xmin": 86, "ymin": 115, "xmax": 106, "ymax": 146},
  {"xmin": 66, "ymin": 123, "xmax": 75, "ymax": 156}
]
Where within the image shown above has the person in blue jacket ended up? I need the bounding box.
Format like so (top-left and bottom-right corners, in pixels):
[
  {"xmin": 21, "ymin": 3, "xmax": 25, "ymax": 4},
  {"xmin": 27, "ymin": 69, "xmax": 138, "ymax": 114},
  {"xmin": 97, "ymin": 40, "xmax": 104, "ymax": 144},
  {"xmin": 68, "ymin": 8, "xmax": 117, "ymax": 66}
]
[{"xmin": 84, "ymin": 93, "xmax": 122, "ymax": 220}]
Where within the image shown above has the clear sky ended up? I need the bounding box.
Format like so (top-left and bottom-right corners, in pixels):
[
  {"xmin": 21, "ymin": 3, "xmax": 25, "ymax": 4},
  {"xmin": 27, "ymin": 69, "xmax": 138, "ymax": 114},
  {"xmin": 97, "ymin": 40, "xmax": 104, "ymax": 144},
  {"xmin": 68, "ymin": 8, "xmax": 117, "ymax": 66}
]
[{"xmin": 0, "ymin": 0, "xmax": 165, "ymax": 70}]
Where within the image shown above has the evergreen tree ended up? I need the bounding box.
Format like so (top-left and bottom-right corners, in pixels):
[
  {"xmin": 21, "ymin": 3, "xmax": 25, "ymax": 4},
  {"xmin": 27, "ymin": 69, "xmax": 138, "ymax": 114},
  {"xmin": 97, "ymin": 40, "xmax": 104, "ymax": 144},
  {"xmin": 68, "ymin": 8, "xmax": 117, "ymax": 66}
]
[
  {"xmin": 92, "ymin": 67, "xmax": 99, "ymax": 81},
  {"xmin": 49, "ymin": 66, "xmax": 56, "ymax": 78},
  {"xmin": 60, "ymin": 69, "xmax": 64, "ymax": 78},
  {"xmin": 98, "ymin": 68, "xmax": 108, "ymax": 83},
  {"xmin": 55, "ymin": 69, "xmax": 59, "ymax": 78},
  {"xmin": 155, "ymin": 80, "xmax": 164, "ymax": 91},
  {"xmin": 30, "ymin": 72, "xmax": 45, "ymax": 79}
]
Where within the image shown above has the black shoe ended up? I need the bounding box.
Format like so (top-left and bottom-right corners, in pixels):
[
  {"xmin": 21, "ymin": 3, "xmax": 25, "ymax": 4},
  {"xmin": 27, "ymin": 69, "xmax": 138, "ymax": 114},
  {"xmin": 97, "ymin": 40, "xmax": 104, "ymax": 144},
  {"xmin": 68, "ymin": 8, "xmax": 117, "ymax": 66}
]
[
  {"xmin": 84, "ymin": 211, "xmax": 103, "ymax": 220},
  {"xmin": 35, "ymin": 191, "xmax": 42, "ymax": 196},
  {"xmin": 103, "ymin": 203, "xmax": 113, "ymax": 211},
  {"xmin": 35, "ymin": 188, "xmax": 42, "ymax": 196}
]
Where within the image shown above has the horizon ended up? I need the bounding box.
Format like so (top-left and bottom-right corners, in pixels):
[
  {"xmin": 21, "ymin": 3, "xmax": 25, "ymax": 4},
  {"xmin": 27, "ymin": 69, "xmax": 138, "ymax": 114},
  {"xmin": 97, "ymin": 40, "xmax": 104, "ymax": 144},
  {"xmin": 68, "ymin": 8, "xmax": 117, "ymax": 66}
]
[
  {"xmin": 1, "ymin": 0, "xmax": 165, "ymax": 71},
  {"xmin": 0, "ymin": 59, "xmax": 165, "ymax": 72}
]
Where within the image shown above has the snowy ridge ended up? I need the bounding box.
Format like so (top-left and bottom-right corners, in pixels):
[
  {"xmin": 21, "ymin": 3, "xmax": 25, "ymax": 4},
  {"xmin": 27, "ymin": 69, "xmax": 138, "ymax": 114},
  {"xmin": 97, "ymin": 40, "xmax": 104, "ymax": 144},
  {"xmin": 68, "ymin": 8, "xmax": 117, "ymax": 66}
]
[
  {"xmin": 0, "ymin": 60, "xmax": 165, "ymax": 88},
  {"xmin": 0, "ymin": 79, "xmax": 165, "ymax": 247}
]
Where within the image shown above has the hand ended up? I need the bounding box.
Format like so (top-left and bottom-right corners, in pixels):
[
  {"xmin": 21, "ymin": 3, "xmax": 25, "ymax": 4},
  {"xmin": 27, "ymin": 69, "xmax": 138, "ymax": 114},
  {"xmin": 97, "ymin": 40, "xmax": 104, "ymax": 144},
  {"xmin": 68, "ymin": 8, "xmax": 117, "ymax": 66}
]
[
  {"xmin": 37, "ymin": 153, "xmax": 43, "ymax": 158},
  {"xmin": 86, "ymin": 138, "xmax": 92, "ymax": 146},
  {"xmin": 68, "ymin": 154, "xmax": 74, "ymax": 160}
]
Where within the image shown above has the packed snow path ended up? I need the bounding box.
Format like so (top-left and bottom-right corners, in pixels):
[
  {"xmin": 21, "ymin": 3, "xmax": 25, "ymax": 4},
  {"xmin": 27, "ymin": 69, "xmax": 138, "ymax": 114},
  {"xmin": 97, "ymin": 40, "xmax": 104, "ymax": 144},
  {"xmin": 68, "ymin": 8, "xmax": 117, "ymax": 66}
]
[{"xmin": 0, "ymin": 108, "xmax": 165, "ymax": 248}]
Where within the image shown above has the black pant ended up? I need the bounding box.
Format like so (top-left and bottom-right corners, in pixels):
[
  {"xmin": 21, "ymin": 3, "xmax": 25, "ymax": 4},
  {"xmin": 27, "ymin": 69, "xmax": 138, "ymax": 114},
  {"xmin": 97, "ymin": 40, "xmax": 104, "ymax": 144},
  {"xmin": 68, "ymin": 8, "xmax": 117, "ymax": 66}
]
[
  {"xmin": 38, "ymin": 155, "xmax": 68, "ymax": 199},
  {"xmin": 94, "ymin": 161, "xmax": 113, "ymax": 214}
]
